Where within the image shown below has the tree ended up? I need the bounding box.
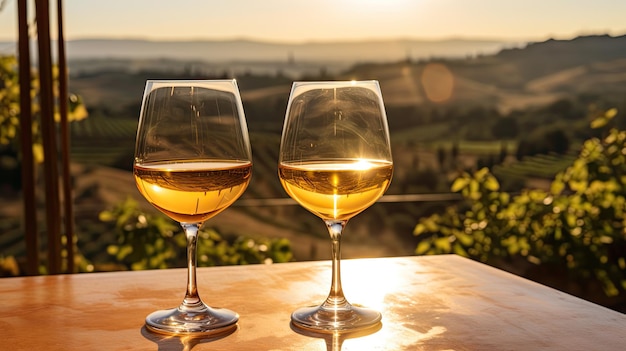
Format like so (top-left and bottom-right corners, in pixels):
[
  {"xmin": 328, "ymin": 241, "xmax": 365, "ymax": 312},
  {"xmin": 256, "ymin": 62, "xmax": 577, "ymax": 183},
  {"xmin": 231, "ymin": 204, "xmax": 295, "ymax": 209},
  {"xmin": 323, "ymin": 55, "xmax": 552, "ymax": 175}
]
[
  {"xmin": 545, "ymin": 129, "xmax": 570, "ymax": 154},
  {"xmin": 451, "ymin": 141, "xmax": 459, "ymax": 160},
  {"xmin": 515, "ymin": 127, "xmax": 571, "ymax": 160},
  {"xmin": 491, "ymin": 117, "xmax": 519, "ymax": 139},
  {"xmin": 498, "ymin": 142, "xmax": 508, "ymax": 163},
  {"xmin": 437, "ymin": 146, "xmax": 446, "ymax": 170}
]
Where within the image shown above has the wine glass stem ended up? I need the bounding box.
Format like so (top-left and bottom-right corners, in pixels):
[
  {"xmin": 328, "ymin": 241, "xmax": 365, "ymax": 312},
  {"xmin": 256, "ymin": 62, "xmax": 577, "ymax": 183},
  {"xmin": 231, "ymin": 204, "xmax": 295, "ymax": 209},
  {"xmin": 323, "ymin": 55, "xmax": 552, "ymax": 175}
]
[
  {"xmin": 181, "ymin": 222, "xmax": 203, "ymax": 309},
  {"xmin": 324, "ymin": 220, "xmax": 348, "ymax": 308}
]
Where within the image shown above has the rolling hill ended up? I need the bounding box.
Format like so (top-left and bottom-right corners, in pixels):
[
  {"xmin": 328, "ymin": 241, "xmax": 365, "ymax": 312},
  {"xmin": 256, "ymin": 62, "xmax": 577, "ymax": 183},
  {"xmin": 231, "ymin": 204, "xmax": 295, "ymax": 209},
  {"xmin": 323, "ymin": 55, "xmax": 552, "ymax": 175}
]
[{"xmin": 63, "ymin": 34, "xmax": 626, "ymax": 161}]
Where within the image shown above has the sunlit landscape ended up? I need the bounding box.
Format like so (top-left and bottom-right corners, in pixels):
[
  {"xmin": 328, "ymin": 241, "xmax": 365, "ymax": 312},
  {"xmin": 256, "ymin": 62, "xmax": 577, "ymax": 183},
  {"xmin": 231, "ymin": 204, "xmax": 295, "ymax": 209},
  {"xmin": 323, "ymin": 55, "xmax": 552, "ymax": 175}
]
[{"xmin": 1, "ymin": 0, "xmax": 625, "ymax": 315}]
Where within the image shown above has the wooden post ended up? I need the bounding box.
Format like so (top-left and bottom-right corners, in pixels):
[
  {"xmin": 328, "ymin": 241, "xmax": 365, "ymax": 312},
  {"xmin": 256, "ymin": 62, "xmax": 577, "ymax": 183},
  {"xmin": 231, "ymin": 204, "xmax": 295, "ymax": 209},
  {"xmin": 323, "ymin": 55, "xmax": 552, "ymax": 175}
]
[
  {"xmin": 18, "ymin": 0, "xmax": 39, "ymax": 276},
  {"xmin": 56, "ymin": 0, "xmax": 75, "ymax": 273},
  {"xmin": 35, "ymin": 0, "xmax": 63, "ymax": 274}
]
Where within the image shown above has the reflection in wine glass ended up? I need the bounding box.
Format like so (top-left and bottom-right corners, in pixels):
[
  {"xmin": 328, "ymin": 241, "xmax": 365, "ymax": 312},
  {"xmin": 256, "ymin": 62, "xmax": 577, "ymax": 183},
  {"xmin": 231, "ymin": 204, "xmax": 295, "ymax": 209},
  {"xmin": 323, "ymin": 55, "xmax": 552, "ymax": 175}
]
[
  {"xmin": 279, "ymin": 81, "xmax": 393, "ymax": 332},
  {"xmin": 134, "ymin": 80, "xmax": 252, "ymax": 335}
]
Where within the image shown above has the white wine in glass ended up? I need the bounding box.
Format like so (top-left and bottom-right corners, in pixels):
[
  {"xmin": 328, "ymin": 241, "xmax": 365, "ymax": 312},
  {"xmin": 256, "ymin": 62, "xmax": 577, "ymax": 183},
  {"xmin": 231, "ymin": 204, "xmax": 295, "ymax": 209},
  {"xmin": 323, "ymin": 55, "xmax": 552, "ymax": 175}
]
[
  {"xmin": 134, "ymin": 80, "xmax": 252, "ymax": 335},
  {"xmin": 279, "ymin": 81, "xmax": 393, "ymax": 332}
]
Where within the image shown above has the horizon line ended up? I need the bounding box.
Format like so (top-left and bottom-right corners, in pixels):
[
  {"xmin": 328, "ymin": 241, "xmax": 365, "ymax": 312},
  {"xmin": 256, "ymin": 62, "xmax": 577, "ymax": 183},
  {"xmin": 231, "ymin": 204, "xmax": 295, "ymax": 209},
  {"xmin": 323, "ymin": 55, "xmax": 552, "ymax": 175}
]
[{"xmin": 1, "ymin": 31, "xmax": 624, "ymax": 45}]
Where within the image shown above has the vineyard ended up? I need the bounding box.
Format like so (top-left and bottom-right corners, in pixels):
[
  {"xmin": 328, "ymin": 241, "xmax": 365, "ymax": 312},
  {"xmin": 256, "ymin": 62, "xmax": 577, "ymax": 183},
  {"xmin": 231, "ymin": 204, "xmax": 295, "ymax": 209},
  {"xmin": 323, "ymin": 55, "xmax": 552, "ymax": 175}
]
[
  {"xmin": 493, "ymin": 152, "xmax": 577, "ymax": 181},
  {"xmin": 65, "ymin": 115, "xmax": 430, "ymax": 265},
  {"xmin": 70, "ymin": 115, "xmax": 138, "ymax": 167},
  {"xmin": 0, "ymin": 106, "xmax": 592, "ymax": 273},
  {"xmin": 6, "ymin": 56, "xmax": 617, "ymax": 276}
]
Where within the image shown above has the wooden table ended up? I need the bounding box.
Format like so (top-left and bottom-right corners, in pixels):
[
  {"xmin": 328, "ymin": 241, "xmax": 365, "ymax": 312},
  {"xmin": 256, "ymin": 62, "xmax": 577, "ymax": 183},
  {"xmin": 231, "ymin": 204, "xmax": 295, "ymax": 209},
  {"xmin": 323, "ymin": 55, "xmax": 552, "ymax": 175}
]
[{"xmin": 1, "ymin": 255, "xmax": 624, "ymax": 350}]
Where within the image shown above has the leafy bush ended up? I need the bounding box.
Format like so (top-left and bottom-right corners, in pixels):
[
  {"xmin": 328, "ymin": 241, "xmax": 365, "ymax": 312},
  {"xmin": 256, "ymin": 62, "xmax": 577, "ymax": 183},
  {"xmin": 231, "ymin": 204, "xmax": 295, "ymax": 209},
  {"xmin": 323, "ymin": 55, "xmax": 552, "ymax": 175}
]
[
  {"xmin": 100, "ymin": 198, "xmax": 293, "ymax": 270},
  {"xmin": 414, "ymin": 109, "xmax": 626, "ymax": 298},
  {"xmin": 0, "ymin": 55, "xmax": 88, "ymax": 163}
]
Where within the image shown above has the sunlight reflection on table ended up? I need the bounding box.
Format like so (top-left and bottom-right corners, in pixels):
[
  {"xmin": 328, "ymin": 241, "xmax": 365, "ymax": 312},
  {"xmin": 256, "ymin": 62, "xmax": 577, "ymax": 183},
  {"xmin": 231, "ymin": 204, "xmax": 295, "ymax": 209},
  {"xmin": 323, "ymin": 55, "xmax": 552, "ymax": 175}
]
[
  {"xmin": 339, "ymin": 258, "xmax": 444, "ymax": 350},
  {"xmin": 342, "ymin": 257, "xmax": 424, "ymax": 309}
]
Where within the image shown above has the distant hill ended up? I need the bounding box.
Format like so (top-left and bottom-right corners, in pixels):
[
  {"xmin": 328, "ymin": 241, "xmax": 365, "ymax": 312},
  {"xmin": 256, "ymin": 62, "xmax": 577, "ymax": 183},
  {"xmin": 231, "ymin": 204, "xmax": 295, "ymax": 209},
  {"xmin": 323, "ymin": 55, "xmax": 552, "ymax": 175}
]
[
  {"xmin": 478, "ymin": 34, "xmax": 626, "ymax": 87},
  {"xmin": 65, "ymin": 34, "xmax": 626, "ymax": 119},
  {"xmin": 339, "ymin": 34, "xmax": 626, "ymax": 112},
  {"xmin": 0, "ymin": 37, "xmax": 519, "ymax": 63}
]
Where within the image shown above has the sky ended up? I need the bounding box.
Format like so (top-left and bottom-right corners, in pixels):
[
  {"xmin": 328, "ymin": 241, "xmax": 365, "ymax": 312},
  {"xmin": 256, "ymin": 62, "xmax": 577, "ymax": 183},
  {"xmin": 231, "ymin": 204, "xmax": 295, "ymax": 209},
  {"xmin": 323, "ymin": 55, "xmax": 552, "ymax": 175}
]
[{"xmin": 1, "ymin": 0, "xmax": 626, "ymax": 43}]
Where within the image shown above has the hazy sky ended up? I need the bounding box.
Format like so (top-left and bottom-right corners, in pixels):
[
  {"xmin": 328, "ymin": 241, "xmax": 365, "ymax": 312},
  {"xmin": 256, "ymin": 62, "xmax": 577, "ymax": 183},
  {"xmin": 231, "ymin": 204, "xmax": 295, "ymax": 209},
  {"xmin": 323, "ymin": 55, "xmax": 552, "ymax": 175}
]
[{"xmin": 1, "ymin": 0, "xmax": 625, "ymax": 43}]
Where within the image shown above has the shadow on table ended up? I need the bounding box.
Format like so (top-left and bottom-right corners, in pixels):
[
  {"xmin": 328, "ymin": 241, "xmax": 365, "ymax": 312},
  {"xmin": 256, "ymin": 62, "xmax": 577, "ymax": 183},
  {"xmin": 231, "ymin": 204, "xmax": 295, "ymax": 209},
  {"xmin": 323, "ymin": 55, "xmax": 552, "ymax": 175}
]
[
  {"xmin": 141, "ymin": 324, "xmax": 237, "ymax": 351},
  {"xmin": 290, "ymin": 322, "xmax": 382, "ymax": 351}
]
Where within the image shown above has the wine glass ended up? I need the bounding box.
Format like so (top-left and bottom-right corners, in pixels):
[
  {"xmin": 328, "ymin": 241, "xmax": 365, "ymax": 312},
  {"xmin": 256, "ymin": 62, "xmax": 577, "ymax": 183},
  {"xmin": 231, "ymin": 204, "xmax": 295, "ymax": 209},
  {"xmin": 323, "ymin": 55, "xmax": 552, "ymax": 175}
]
[
  {"xmin": 134, "ymin": 79, "xmax": 252, "ymax": 335},
  {"xmin": 279, "ymin": 80, "xmax": 393, "ymax": 332}
]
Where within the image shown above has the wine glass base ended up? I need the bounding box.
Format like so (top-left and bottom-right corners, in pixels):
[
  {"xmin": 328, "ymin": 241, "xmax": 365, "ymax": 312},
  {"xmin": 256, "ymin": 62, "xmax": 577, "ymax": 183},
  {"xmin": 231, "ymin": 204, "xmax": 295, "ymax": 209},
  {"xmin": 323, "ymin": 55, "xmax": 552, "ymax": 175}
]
[
  {"xmin": 145, "ymin": 305, "xmax": 239, "ymax": 336},
  {"xmin": 291, "ymin": 303, "xmax": 382, "ymax": 333}
]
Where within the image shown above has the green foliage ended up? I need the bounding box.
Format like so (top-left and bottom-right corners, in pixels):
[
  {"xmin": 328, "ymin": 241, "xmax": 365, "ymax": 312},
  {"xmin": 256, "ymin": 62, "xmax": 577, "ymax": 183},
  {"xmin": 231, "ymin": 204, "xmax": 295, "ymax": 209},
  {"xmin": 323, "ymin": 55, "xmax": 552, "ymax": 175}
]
[
  {"xmin": 0, "ymin": 55, "xmax": 88, "ymax": 163},
  {"xmin": 100, "ymin": 198, "xmax": 293, "ymax": 270},
  {"xmin": 0, "ymin": 56, "xmax": 21, "ymax": 146},
  {"xmin": 414, "ymin": 109, "xmax": 626, "ymax": 297},
  {"xmin": 100, "ymin": 197, "xmax": 178, "ymax": 270},
  {"xmin": 0, "ymin": 255, "xmax": 19, "ymax": 277}
]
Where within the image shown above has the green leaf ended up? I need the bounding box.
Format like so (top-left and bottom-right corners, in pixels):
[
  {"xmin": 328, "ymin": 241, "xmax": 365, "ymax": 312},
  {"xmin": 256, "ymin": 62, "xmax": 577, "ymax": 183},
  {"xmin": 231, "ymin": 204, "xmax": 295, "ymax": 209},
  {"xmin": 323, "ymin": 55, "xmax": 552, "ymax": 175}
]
[
  {"xmin": 453, "ymin": 243, "xmax": 468, "ymax": 256},
  {"xmin": 456, "ymin": 232, "xmax": 473, "ymax": 246},
  {"xmin": 483, "ymin": 175, "xmax": 500, "ymax": 191},
  {"xmin": 605, "ymin": 108, "xmax": 618, "ymax": 119},
  {"xmin": 475, "ymin": 167, "xmax": 490, "ymax": 180},
  {"xmin": 416, "ymin": 240, "xmax": 432, "ymax": 255},
  {"xmin": 434, "ymin": 237, "xmax": 452, "ymax": 252},
  {"xmin": 99, "ymin": 211, "xmax": 114, "ymax": 222},
  {"xmin": 590, "ymin": 116, "xmax": 609, "ymax": 129},
  {"xmin": 451, "ymin": 178, "xmax": 470, "ymax": 192},
  {"xmin": 413, "ymin": 223, "xmax": 426, "ymax": 235}
]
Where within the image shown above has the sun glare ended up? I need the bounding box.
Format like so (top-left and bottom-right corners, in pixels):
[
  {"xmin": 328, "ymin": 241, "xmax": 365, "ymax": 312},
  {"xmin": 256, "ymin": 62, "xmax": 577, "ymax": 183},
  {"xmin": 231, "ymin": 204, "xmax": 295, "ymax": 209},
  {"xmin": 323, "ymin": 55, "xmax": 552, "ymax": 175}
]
[
  {"xmin": 357, "ymin": 0, "xmax": 411, "ymax": 7},
  {"xmin": 353, "ymin": 159, "xmax": 375, "ymax": 170},
  {"xmin": 340, "ymin": 0, "xmax": 413, "ymax": 15},
  {"xmin": 342, "ymin": 258, "xmax": 404, "ymax": 309}
]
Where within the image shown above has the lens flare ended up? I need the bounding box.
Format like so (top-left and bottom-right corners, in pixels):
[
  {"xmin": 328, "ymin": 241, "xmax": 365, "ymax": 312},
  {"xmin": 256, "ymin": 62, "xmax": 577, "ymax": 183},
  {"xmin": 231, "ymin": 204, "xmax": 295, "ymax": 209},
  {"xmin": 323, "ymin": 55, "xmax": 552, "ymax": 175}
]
[{"xmin": 421, "ymin": 63, "xmax": 454, "ymax": 103}]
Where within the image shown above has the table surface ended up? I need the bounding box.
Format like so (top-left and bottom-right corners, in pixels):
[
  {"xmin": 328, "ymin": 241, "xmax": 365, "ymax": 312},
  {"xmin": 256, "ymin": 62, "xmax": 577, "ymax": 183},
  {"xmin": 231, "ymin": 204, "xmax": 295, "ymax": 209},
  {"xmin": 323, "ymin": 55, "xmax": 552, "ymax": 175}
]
[{"xmin": 1, "ymin": 255, "xmax": 624, "ymax": 350}]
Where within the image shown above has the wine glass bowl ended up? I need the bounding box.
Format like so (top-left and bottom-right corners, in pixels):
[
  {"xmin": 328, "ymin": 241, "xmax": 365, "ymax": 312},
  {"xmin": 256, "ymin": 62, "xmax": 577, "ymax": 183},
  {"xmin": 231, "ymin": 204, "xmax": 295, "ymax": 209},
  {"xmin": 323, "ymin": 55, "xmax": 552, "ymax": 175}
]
[
  {"xmin": 134, "ymin": 80, "xmax": 252, "ymax": 335},
  {"xmin": 279, "ymin": 81, "xmax": 393, "ymax": 332}
]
